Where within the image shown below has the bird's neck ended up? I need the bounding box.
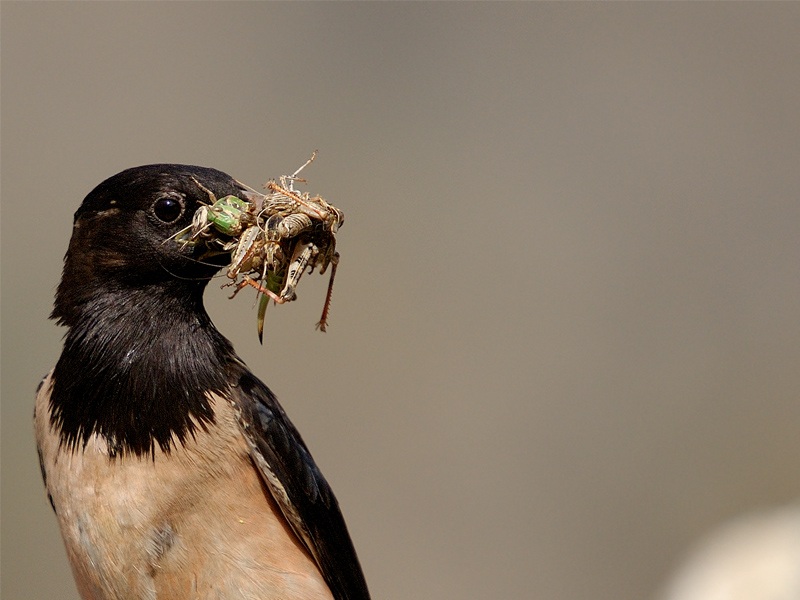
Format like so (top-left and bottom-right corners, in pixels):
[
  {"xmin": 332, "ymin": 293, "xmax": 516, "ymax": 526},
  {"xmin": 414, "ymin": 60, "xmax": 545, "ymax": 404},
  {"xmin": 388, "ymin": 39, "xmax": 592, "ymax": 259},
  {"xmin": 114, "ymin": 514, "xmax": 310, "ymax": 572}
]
[{"xmin": 49, "ymin": 281, "xmax": 237, "ymax": 458}]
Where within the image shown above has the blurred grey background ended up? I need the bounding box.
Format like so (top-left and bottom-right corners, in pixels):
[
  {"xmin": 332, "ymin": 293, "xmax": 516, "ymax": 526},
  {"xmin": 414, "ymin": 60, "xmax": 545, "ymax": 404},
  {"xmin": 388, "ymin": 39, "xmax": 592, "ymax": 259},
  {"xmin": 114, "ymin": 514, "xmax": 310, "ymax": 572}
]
[{"xmin": 2, "ymin": 3, "xmax": 799, "ymax": 599}]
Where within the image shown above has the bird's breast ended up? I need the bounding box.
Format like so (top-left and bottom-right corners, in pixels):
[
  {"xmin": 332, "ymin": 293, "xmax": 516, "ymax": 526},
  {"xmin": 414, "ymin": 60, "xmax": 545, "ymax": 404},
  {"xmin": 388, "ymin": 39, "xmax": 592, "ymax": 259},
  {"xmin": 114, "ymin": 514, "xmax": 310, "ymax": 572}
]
[{"xmin": 35, "ymin": 371, "xmax": 333, "ymax": 600}]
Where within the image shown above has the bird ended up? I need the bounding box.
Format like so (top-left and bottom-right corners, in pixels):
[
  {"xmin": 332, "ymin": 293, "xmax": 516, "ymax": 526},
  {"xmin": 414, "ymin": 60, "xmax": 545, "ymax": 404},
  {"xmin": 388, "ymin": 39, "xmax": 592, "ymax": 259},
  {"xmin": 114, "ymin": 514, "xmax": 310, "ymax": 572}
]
[{"xmin": 34, "ymin": 164, "xmax": 371, "ymax": 600}]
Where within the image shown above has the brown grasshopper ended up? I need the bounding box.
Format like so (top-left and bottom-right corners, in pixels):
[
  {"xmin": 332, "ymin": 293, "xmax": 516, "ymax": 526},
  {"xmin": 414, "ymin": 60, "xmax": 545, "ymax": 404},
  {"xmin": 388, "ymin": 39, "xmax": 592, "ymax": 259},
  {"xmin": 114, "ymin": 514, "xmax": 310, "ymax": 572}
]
[{"xmin": 192, "ymin": 153, "xmax": 343, "ymax": 339}]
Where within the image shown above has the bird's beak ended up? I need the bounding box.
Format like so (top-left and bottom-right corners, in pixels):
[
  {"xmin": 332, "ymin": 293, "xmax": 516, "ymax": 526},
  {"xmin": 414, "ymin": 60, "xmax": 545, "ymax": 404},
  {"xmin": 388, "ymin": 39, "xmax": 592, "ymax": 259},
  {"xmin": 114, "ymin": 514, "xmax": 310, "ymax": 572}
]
[
  {"xmin": 196, "ymin": 246, "xmax": 233, "ymax": 265},
  {"xmin": 239, "ymin": 189, "xmax": 264, "ymax": 212}
]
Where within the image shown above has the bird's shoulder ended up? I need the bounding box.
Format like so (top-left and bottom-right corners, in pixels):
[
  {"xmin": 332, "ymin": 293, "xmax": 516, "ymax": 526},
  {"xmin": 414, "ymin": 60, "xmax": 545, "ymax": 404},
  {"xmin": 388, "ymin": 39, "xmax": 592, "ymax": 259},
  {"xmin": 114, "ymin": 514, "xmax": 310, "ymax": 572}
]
[{"xmin": 230, "ymin": 368, "xmax": 371, "ymax": 600}]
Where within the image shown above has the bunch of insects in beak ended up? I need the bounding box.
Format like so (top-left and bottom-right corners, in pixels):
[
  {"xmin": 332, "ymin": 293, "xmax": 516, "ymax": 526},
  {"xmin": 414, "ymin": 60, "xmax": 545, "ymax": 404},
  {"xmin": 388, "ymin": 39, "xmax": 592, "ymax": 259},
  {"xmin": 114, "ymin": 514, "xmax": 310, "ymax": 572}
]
[{"xmin": 170, "ymin": 152, "xmax": 344, "ymax": 341}]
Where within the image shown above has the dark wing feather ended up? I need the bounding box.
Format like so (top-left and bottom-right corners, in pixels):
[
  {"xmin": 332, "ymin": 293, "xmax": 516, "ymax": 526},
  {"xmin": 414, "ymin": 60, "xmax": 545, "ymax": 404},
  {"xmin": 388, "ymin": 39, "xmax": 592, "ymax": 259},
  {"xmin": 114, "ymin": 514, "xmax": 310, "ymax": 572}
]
[{"xmin": 231, "ymin": 369, "xmax": 371, "ymax": 600}]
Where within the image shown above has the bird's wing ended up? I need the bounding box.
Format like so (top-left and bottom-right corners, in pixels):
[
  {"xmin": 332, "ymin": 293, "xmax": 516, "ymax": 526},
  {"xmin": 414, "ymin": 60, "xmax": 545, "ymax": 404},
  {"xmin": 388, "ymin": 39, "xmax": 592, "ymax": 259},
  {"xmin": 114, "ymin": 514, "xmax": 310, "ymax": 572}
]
[{"xmin": 230, "ymin": 369, "xmax": 370, "ymax": 600}]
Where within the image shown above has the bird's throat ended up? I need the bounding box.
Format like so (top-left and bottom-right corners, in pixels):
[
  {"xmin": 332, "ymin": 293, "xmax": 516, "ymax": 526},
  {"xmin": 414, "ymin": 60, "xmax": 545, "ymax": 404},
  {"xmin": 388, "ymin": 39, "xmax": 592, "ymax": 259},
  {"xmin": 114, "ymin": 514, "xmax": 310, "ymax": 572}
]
[{"xmin": 49, "ymin": 284, "xmax": 236, "ymax": 458}]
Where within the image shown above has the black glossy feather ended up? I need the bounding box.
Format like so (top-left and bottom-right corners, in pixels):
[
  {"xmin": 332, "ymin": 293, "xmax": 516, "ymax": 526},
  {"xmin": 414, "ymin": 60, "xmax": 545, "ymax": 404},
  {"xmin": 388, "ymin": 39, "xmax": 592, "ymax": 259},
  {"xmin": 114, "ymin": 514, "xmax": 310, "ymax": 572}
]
[
  {"xmin": 232, "ymin": 370, "xmax": 371, "ymax": 600},
  {"xmin": 50, "ymin": 165, "xmax": 243, "ymax": 457},
  {"xmin": 48, "ymin": 164, "xmax": 371, "ymax": 598}
]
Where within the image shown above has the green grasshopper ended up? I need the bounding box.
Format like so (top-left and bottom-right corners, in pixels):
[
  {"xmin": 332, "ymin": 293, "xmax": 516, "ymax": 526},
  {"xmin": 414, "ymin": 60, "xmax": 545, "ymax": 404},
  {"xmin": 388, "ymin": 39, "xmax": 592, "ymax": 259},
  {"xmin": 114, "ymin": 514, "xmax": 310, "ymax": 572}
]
[{"xmin": 171, "ymin": 188, "xmax": 253, "ymax": 245}]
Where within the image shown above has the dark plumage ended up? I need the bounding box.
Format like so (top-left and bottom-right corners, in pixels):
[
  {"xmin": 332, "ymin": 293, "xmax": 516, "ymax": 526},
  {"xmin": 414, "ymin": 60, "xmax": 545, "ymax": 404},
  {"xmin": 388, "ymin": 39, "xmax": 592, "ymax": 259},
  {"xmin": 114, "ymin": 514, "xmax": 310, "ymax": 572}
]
[{"xmin": 36, "ymin": 165, "xmax": 370, "ymax": 600}]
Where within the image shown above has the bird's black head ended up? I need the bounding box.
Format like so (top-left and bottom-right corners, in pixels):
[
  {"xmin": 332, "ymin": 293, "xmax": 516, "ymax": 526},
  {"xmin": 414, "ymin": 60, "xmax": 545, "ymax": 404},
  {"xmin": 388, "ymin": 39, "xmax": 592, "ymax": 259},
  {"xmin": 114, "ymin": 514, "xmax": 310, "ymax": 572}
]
[
  {"xmin": 50, "ymin": 165, "xmax": 249, "ymax": 457},
  {"xmin": 53, "ymin": 164, "xmax": 246, "ymax": 325}
]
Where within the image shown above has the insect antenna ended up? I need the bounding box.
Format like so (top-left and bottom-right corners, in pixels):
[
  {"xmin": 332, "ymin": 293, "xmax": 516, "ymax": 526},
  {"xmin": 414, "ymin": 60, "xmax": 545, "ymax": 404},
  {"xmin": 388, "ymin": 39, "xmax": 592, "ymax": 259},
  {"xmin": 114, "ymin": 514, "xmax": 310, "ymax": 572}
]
[
  {"xmin": 162, "ymin": 225, "xmax": 194, "ymax": 246},
  {"xmin": 233, "ymin": 178, "xmax": 265, "ymax": 196}
]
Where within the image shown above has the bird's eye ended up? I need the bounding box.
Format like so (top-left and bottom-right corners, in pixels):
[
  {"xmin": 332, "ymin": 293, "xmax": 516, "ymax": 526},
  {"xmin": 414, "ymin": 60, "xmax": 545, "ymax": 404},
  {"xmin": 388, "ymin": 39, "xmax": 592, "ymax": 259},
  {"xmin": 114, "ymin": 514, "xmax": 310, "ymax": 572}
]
[{"xmin": 152, "ymin": 196, "xmax": 184, "ymax": 223}]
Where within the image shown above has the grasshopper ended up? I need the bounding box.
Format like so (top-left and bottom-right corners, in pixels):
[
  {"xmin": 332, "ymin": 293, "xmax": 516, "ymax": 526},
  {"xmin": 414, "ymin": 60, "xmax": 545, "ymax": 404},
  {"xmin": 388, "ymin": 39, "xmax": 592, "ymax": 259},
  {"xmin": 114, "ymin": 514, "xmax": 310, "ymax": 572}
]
[
  {"xmin": 227, "ymin": 213, "xmax": 341, "ymax": 338},
  {"xmin": 176, "ymin": 153, "xmax": 344, "ymax": 340}
]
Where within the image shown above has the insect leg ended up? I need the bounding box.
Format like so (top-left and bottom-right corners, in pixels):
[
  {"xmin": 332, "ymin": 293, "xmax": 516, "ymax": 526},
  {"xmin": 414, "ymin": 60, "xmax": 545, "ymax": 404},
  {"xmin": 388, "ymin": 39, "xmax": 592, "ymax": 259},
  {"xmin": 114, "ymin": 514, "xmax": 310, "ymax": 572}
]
[
  {"xmin": 315, "ymin": 252, "xmax": 339, "ymax": 332},
  {"xmin": 280, "ymin": 243, "xmax": 316, "ymax": 302},
  {"xmin": 228, "ymin": 277, "xmax": 286, "ymax": 304},
  {"xmin": 191, "ymin": 176, "xmax": 217, "ymax": 205},
  {"xmin": 292, "ymin": 150, "xmax": 317, "ymax": 178}
]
